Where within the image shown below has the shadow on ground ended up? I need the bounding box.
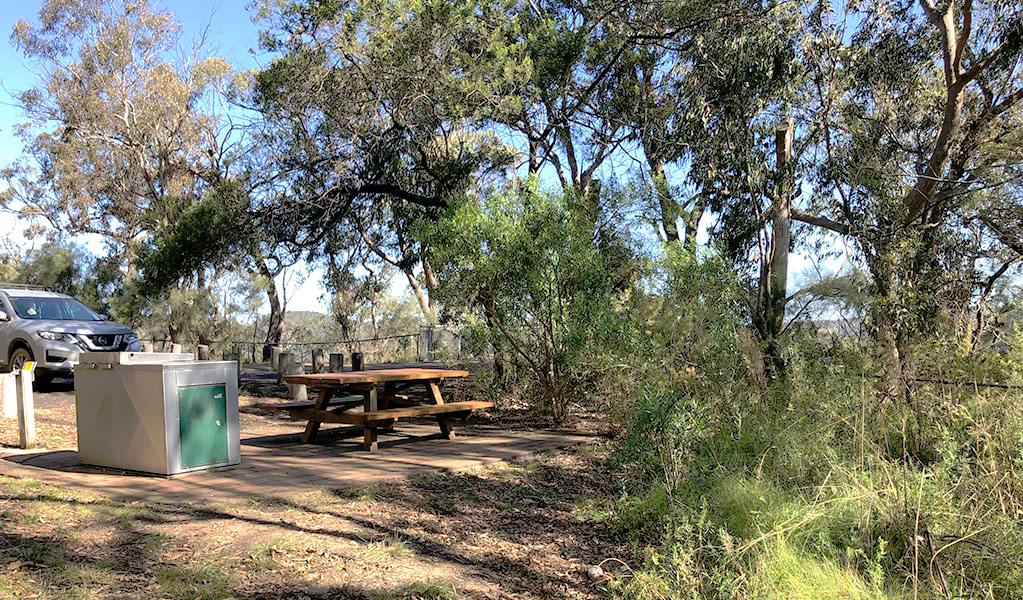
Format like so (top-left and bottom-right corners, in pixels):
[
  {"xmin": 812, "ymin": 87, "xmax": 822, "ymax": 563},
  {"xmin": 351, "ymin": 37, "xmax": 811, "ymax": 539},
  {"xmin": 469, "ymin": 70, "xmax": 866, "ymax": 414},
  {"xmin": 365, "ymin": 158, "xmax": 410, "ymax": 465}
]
[{"xmin": 0, "ymin": 445, "xmax": 619, "ymax": 599}]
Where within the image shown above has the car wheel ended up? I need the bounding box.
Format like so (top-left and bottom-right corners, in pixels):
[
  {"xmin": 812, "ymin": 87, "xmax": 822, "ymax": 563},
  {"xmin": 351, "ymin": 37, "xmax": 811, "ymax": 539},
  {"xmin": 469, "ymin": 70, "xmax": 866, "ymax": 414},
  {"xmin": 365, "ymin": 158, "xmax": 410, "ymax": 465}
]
[{"xmin": 9, "ymin": 347, "xmax": 33, "ymax": 372}]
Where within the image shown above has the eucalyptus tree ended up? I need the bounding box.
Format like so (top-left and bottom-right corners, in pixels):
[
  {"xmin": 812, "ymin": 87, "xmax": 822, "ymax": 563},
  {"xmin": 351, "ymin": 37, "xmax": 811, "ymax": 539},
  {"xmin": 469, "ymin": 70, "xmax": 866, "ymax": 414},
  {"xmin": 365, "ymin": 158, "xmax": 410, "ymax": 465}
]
[
  {"xmin": 250, "ymin": 0, "xmax": 527, "ymax": 321},
  {"xmin": 790, "ymin": 0, "xmax": 1023, "ymax": 389},
  {"xmin": 0, "ymin": 0, "xmax": 239, "ymax": 338},
  {"xmin": 249, "ymin": 0, "xmax": 776, "ymax": 323},
  {"xmin": 3, "ymin": 0, "xmax": 233, "ymax": 264}
]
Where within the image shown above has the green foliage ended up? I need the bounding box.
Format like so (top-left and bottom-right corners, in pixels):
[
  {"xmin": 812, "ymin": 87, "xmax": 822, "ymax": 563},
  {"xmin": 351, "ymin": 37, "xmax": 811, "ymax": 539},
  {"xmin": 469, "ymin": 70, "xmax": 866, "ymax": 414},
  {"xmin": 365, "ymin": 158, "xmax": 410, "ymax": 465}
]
[
  {"xmin": 0, "ymin": 241, "xmax": 120, "ymax": 314},
  {"xmin": 426, "ymin": 181, "xmax": 637, "ymax": 421},
  {"xmin": 135, "ymin": 180, "xmax": 253, "ymax": 296},
  {"xmin": 603, "ymin": 253, "xmax": 1023, "ymax": 599}
]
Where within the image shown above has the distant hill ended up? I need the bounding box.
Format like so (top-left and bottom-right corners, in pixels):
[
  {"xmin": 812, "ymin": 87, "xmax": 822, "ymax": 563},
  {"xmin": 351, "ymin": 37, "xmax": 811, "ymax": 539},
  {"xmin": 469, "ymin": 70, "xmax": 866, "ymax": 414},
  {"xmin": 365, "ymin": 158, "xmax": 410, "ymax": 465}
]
[{"xmin": 281, "ymin": 311, "xmax": 339, "ymax": 343}]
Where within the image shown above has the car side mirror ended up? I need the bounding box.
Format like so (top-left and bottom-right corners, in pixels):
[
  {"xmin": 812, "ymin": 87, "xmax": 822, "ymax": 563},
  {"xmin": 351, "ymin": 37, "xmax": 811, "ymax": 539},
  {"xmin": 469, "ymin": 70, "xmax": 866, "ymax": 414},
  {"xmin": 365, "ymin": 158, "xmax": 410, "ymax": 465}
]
[
  {"xmin": 0, "ymin": 309, "xmax": 8, "ymax": 321},
  {"xmin": 98, "ymin": 314, "xmax": 109, "ymax": 321}
]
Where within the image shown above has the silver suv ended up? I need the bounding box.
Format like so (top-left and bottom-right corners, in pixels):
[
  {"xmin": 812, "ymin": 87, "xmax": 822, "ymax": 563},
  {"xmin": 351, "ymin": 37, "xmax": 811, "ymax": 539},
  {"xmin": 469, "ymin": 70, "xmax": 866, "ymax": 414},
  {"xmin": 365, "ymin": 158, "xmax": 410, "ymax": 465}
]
[{"xmin": 0, "ymin": 284, "xmax": 142, "ymax": 380}]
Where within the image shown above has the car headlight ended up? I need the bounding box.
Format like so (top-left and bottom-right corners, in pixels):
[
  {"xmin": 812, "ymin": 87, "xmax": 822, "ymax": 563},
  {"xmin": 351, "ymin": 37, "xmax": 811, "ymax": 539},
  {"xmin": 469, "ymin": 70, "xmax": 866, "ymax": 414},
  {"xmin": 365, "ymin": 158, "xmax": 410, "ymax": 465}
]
[
  {"xmin": 38, "ymin": 331, "xmax": 78, "ymax": 343},
  {"xmin": 124, "ymin": 332, "xmax": 139, "ymax": 344}
]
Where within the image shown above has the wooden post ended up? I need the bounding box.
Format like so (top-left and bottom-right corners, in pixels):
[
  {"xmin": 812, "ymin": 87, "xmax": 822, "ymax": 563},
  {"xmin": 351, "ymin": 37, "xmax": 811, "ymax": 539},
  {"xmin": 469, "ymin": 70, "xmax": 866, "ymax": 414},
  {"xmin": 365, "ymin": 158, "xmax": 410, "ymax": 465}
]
[
  {"xmin": 311, "ymin": 348, "xmax": 327, "ymax": 373},
  {"xmin": 15, "ymin": 364, "xmax": 35, "ymax": 449},
  {"xmin": 352, "ymin": 352, "xmax": 364, "ymax": 371},
  {"xmin": 284, "ymin": 357, "xmax": 307, "ymax": 402},
  {"xmin": 170, "ymin": 343, "xmax": 183, "ymax": 353},
  {"xmin": 277, "ymin": 352, "xmax": 292, "ymax": 384},
  {"xmin": 270, "ymin": 347, "xmax": 282, "ymax": 370},
  {"xmin": 364, "ymin": 385, "xmax": 378, "ymax": 412},
  {"xmin": 329, "ymin": 353, "xmax": 344, "ymax": 373},
  {"xmin": 234, "ymin": 351, "xmax": 243, "ymax": 388},
  {"xmin": 196, "ymin": 344, "xmax": 210, "ymax": 360},
  {"xmin": 363, "ymin": 427, "xmax": 378, "ymax": 452},
  {"xmin": 141, "ymin": 341, "xmax": 153, "ymax": 353}
]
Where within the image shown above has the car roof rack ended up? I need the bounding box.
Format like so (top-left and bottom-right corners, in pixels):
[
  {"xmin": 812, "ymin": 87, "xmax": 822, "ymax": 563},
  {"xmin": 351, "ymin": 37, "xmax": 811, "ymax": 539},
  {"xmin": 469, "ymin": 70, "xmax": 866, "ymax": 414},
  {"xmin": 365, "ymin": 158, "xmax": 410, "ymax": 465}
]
[{"xmin": 0, "ymin": 282, "xmax": 54, "ymax": 292}]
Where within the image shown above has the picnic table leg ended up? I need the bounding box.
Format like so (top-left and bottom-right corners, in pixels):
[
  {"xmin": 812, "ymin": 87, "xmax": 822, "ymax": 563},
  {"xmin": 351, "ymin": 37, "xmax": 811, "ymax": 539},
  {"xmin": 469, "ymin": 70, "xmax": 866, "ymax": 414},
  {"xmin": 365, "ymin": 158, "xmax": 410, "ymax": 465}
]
[
  {"xmin": 363, "ymin": 426, "xmax": 378, "ymax": 452},
  {"xmin": 363, "ymin": 385, "xmax": 378, "ymax": 411},
  {"xmin": 362, "ymin": 385, "xmax": 394, "ymax": 436},
  {"xmin": 426, "ymin": 380, "xmax": 445, "ymax": 405},
  {"xmin": 425, "ymin": 379, "xmax": 456, "ymax": 440},
  {"xmin": 436, "ymin": 416, "xmax": 456, "ymax": 440},
  {"xmin": 301, "ymin": 388, "xmax": 334, "ymax": 444}
]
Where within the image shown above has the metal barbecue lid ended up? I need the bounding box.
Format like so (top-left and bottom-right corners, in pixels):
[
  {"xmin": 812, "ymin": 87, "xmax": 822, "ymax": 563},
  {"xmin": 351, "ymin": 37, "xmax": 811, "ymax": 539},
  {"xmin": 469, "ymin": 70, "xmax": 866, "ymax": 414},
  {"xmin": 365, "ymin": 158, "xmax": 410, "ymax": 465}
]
[{"xmin": 78, "ymin": 352, "xmax": 194, "ymax": 366}]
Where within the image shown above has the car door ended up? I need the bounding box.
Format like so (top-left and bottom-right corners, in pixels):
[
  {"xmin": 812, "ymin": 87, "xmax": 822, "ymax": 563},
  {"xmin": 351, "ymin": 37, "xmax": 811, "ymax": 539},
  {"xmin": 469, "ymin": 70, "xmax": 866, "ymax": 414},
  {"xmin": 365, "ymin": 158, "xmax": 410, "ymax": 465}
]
[{"xmin": 0, "ymin": 294, "xmax": 15, "ymax": 367}]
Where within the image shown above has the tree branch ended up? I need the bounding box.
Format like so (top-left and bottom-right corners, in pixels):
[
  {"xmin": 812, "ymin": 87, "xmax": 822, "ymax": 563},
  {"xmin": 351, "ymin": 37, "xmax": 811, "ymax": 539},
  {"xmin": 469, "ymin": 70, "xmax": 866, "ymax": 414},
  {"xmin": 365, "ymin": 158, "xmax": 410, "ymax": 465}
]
[{"xmin": 791, "ymin": 208, "xmax": 849, "ymax": 235}]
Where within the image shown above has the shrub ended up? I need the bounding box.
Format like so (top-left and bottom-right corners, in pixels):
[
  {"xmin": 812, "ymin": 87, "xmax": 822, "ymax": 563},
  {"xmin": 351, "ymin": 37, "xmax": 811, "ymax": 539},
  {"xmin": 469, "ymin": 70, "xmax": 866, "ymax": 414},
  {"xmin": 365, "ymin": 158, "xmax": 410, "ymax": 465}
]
[{"xmin": 425, "ymin": 181, "xmax": 639, "ymax": 421}]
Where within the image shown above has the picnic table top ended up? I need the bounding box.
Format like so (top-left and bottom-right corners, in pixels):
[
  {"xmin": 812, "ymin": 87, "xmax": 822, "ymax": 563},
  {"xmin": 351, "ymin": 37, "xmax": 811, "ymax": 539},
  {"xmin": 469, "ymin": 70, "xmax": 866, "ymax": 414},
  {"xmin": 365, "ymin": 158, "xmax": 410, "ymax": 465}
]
[{"xmin": 283, "ymin": 368, "xmax": 470, "ymax": 386}]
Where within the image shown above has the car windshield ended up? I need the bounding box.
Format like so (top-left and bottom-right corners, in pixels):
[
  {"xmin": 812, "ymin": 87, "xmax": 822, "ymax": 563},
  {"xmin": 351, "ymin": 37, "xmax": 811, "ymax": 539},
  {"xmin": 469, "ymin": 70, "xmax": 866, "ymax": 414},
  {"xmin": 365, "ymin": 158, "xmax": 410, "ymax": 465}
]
[{"xmin": 9, "ymin": 296, "xmax": 101, "ymax": 321}]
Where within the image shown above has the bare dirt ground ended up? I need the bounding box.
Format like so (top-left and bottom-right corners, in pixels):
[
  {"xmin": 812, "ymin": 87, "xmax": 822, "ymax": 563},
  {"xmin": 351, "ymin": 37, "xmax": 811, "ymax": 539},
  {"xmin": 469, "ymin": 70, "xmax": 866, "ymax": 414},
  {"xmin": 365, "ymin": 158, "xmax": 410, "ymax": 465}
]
[
  {"xmin": 0, "ymin": 369, "xmax": 625, "ymax": 599},
  {"xmin": 0, "ymin": 444, "xmax": 624, "ymax": 599}
]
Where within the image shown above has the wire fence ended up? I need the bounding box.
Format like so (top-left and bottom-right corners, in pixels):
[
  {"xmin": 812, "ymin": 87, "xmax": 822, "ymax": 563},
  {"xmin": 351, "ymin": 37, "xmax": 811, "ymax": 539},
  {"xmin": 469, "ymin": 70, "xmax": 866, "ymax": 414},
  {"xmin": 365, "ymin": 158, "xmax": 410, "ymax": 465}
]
[{"xmin": 141, "ymin": 327, "xmax": 463, "ymax": 365}]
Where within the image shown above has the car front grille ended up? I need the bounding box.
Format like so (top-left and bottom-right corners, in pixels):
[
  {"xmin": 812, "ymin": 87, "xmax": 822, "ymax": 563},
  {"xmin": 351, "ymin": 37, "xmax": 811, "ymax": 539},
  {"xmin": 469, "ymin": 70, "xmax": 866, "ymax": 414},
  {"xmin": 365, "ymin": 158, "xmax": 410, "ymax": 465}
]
[{"xmin": 83, "ymin": 334, "xmax": 122, "ymax": 349}]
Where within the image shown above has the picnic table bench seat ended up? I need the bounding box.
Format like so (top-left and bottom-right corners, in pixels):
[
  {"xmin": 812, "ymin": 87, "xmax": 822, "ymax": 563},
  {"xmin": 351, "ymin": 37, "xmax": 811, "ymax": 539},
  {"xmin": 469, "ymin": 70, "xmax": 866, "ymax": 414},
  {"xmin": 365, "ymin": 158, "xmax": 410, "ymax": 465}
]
[
  {"xmin": 255, "ymin": 368, "xmax": 491, "ymax": 451},
  {"xmin": 254, "ymin": 400, "xmax": 494, "ymax": 425}
]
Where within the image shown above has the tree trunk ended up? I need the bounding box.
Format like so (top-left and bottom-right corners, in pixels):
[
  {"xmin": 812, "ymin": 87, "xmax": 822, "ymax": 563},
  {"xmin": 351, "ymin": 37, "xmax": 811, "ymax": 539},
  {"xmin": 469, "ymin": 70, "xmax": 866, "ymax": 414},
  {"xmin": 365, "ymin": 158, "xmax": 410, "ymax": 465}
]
[
  {"xmin": 405, "ymin": 267, "xmax": 439, "ymax": 324},
  {"xmin": 651, "ymin": 165, "xmax": 681, "ymax": 245},
  {"xmin": 682, "ymin": 196, "xmax": 706, "ymax": 254},
  {"xmin": 763, "ymin": 117, "xmax": 793, "ymax": 378},
  {"xmin": 256, "ymin": 256, "xmax": 284, "ymax": 361}
]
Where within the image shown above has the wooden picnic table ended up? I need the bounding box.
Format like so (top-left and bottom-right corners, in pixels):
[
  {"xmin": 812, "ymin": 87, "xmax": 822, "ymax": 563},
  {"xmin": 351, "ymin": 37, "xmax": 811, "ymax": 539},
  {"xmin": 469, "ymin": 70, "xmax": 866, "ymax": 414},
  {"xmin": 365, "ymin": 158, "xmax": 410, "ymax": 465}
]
[{"xmin": 255, "ymin": 368, "xmax": 493, "ymax": 451}]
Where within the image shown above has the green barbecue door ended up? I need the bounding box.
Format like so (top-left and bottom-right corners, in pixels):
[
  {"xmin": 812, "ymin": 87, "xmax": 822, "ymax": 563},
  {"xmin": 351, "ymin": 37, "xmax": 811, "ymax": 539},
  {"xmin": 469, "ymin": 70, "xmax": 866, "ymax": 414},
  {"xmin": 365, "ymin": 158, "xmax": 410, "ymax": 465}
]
[{"xmin": 177, "ymin": 384, "xmax": 229, "ymax": 468}]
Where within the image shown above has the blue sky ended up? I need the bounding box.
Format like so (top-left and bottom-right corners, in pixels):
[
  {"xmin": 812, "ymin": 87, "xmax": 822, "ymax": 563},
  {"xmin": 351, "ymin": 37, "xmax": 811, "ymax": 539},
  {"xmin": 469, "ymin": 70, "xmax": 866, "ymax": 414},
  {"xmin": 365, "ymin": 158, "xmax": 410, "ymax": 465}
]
[{"xmin": 0, "ymin": 1, "xmax": 261, "ymax": 165}]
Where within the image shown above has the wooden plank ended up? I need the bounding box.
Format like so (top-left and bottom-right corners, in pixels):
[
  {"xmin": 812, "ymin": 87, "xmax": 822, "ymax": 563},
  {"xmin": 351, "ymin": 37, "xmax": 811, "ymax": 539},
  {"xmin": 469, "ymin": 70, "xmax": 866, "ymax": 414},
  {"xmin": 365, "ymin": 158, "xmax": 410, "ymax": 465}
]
[
  {"xmin": 284, "ymin": 368, "xmax": 469, "ymax": 386},
  {"xmin": 287, "ymin": 408, "xmax": 391, "ymax": 426},
  {"xmin": 253, "ymin": 398, "xmax": 364, "ymax": 411},
  {"xmin": 379, "ymin": 395, "xmax": 416, "ymax": 407},
  {"xmin": 302, "ymin": 388, "xmax": 334, "ymax": 443},
  {"xmin": 426, "ymin": 381, "xmax": 445, "ymax": 405},
  {"xmin": 289, "ymin": 401, "xmax": 492, "ymax": 425},
  {"xmin": 360, "ymin": 400, "xmax": 493, "ymax": 420}
]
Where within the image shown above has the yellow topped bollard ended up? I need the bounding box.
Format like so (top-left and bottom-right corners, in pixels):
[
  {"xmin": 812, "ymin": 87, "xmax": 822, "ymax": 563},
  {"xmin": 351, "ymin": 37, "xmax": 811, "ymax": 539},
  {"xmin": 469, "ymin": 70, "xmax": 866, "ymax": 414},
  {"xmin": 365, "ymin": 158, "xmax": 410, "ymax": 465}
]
[{"xmin": 15, "ymin": 361, "xmax": 35, "ymax": 449}]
